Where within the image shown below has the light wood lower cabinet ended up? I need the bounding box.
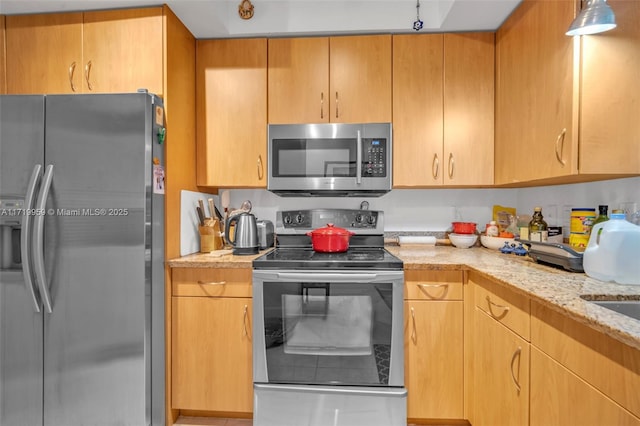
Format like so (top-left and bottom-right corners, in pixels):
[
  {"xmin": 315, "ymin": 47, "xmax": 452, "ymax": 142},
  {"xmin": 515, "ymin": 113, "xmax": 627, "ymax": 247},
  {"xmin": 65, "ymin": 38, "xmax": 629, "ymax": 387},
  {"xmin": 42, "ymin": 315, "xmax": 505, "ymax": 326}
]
[
  {"xmin": 404, "ymin": 270, "xmax": 464, "ymax": 421},
  {"xmin": 473, "ymin": 307, "xmax": 530, "ymax": 426},
  {"xmin": 530, "ymin": 347, "xmax": 640, "ymax": 426},
  {"xmin": 171, "ymin": 268, "xmax": 253, "ymax": 414}
]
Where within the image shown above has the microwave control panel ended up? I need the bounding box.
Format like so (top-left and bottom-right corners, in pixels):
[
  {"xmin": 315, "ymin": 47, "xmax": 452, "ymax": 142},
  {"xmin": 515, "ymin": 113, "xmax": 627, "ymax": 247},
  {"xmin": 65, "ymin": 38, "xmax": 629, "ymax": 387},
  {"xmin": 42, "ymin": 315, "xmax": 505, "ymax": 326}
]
[{"xmin": 362, "ymin": 138, "xmax": 387, "ymax": 177}]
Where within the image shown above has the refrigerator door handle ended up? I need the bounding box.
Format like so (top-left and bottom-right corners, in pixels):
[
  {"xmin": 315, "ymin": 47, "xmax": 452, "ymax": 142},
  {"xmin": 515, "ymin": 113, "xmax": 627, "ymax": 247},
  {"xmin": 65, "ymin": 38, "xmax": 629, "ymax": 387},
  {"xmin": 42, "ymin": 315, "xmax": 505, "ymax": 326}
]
[
  {"xmin": 33, "ymin": 164, "xmax": 54, "ymax": 314},
  {"xmin": 21, "ymin": 164, "xmax": 43, "ymax": 312}
]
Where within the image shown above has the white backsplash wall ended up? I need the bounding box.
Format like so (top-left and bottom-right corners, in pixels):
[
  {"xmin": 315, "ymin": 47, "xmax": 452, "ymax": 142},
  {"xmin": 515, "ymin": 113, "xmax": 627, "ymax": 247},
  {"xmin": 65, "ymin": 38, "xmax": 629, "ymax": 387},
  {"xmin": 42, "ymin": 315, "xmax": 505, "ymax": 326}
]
[
  {"xmin": 227, "ymin": 177, "xmax": 640, "ymax": 233},
  {"xmin": 227, "ymin": 188, "xmax": 517, "ymax": 232},
  {"xmin": 515, "ymin": 176, "xmax": 640, "ymax": 232}
]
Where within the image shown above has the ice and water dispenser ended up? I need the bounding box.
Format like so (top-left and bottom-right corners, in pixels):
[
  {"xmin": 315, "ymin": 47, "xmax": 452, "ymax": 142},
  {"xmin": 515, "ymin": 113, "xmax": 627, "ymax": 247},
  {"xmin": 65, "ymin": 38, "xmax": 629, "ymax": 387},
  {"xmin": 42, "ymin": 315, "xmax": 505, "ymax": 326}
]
[{"xmin": 0, "ymin": 198, "xmax": 24, "ymax": 270}]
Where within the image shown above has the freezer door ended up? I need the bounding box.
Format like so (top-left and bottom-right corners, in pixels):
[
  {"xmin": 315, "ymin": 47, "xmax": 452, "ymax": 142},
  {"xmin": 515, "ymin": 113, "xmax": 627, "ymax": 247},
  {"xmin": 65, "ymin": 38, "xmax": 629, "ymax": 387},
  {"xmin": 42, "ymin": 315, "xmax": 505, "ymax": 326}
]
[
  {"xmin": 42, "ymin": 94, "xmax": 155, "ymax": 426},
  {"xmin": 0, "ymin": 95, "xmax": 45, "ymax": 426}
]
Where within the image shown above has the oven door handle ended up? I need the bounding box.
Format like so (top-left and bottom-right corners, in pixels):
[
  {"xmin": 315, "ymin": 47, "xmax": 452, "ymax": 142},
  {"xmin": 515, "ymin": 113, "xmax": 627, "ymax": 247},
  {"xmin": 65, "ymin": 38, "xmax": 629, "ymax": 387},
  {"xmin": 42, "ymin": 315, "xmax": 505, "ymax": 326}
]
[{"xmin": 276, "ymin": 272, "xmax": 379, "ymax": 282}]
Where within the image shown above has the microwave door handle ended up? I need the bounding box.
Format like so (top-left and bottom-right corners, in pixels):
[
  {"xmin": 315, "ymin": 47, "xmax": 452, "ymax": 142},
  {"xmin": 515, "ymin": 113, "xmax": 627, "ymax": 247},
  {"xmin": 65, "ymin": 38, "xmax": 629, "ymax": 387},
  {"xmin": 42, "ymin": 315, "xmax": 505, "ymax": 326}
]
[{"xmin": 356, "ymin": 130, "xmax": 362, "ymax": 185}]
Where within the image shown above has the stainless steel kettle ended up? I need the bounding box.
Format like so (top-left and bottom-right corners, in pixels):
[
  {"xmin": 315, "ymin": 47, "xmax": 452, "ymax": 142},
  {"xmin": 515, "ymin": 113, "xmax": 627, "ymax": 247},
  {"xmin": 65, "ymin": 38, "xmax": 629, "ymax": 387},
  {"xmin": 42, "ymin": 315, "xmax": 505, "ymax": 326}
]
[{"xmin": 225, "ymin": 211, "xmax": 259, "ymax": 255}]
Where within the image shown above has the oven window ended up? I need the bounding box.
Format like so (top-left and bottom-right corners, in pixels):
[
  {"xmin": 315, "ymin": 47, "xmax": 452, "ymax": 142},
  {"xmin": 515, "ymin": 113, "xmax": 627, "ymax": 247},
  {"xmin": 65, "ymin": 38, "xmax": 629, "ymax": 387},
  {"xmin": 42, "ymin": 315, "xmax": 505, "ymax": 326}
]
[
  {"xmin": 271, "ymin": 138, "xmax": 356, "ymax": 178},
  {"xmin": 262, "ymin": 281, "xmax": 393, "ymax": 386}
]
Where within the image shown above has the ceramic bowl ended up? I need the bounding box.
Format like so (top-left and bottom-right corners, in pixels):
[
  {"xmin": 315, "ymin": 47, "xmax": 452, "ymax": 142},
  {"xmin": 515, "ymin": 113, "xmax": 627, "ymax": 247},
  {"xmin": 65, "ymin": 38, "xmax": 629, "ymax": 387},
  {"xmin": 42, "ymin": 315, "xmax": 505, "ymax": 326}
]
[
  {"xmin": 449, "ymin": 233, "xmax": 478, "ymax": 248},
  {"xmin": 480, "ymin": 234, "xmax": 516, "ymax": 250}
]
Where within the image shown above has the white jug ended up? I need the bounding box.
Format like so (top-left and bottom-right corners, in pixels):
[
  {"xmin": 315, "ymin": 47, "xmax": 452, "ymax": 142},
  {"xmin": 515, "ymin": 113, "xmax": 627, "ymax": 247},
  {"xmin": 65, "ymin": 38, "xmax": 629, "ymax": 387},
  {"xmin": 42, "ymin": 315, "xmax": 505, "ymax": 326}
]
[{"xmin": 583, "ymin": 213, "xmax": 640, "ymax": 285}]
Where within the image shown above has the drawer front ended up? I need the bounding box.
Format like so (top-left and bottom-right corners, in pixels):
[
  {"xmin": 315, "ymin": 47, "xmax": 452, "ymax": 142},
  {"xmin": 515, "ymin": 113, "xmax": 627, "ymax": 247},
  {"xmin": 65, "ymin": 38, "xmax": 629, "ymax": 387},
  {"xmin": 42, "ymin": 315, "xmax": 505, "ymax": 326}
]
[
  {"xmin": 531, "ymin": 302, "xmax": 640, "ymax": 418},
  {"xmin": 172, "ymin": 267, "xmax": 252, "ymax": 297},
  {"xmin": 405, "ymin": 270, "xmax": 464, "ymax": 301},
  {"xmin": 472, "ymin": 273, "xmax": 530, "ymax": 341}
]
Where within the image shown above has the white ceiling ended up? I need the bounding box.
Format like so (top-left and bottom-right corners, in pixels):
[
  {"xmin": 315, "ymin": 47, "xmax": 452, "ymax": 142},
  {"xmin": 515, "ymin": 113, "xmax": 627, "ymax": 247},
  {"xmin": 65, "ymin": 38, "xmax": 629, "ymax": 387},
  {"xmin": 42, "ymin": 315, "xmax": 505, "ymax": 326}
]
[{"xmin": 0, "ymin": 0, "xmax": 522, "ymax": 38}]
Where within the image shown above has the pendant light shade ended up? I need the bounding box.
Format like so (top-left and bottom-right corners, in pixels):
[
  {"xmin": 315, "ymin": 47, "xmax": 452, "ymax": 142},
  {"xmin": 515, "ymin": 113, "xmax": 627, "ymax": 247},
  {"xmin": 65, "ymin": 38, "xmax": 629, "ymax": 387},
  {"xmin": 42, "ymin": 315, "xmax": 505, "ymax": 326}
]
[{"xmin": 566, "ymin": 0, "xmax": 617, "ymax": 36}]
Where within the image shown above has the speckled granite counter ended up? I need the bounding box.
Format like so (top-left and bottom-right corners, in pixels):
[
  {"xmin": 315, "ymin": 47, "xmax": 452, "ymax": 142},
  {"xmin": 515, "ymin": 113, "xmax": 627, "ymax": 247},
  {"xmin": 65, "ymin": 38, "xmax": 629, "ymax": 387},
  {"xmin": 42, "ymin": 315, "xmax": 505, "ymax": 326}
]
[
  {"xmin": 167, "ymin": 246, "xmax": 640, "ymax": 351},
  {"xmin": 386, "ymin": 245, "xmax": 640, "ymax": 351},
  {"xmin": 167, "ymin": 250, "xmax": 268, "ymax": 268}
]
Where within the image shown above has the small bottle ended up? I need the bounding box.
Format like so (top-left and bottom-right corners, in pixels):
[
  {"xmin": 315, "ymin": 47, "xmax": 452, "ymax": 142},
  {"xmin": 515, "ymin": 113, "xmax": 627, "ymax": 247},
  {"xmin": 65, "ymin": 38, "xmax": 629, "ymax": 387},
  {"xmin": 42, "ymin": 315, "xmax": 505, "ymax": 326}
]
[
  {"xmin": 592, "ymin": 205, "xmax": 609, "ymax": 227},
  {"xmin": 529, "ymin": 207, "xmax": 548, "ymax": 242},
  {"xmin": 486, "ymin": 221, "xmax": 499, "ymax": 237}
]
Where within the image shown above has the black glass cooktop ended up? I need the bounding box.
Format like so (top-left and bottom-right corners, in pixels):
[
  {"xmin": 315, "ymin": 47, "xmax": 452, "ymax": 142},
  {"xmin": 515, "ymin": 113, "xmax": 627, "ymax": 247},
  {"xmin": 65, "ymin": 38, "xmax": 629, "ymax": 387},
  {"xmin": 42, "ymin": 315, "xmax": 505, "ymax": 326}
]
[{"xmin": 252, "ymin": 247, "xmax": 403, "ymax": 270}]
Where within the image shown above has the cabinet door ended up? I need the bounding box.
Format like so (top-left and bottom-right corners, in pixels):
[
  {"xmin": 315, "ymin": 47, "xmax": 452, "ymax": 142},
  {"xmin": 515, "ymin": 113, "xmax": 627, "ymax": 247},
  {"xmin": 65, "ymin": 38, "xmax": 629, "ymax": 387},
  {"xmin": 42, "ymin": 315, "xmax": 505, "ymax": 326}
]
[
  {"xmin": 268, "ymin": 37, "xmax": 329, "ymax": 124},
  {"xmin": 530, "ymin": 347, "xmax": 640, "ymax": 426},
  {"xmin": 473, "ymin": 308, "xmax": 529, "ymax": 426},
  {"xmin": 196, "ymin": 38, "xmax": 267, "ymax": 188},
  {"xmin": 392, "ymin": 34, "xmax": 443, "ymax": 187},
  {"xmin": 444, "ymin": 33, "xmax": 494, "ymax": 186},
  {"xmin": 580, "ymin": 0, "xmax": 640, "ymax": 175},
  {"xmin": 329, "ymin": 35, "xmax": 392, "ymax": 123},
  {"xmin": 172, "ymin": 296, "xmax": 253, "ymax": 413},
  {"xmin": 0, "ymin": 15, "xmax": 6, "ymax": 94},
  {"xmin": 495, "ymin": 0, "xmax": 577, "ymax": 184},
  {"xmin": 83, "ymin": 8, "xmax": 163, "ymax": 95},
  {"xmin": 405, "ymin": 300, "xmax": 463, "ymax": 420},
  {"xmin": 5, "ymin": 13, "xmax": 83, "ymax": 94}
]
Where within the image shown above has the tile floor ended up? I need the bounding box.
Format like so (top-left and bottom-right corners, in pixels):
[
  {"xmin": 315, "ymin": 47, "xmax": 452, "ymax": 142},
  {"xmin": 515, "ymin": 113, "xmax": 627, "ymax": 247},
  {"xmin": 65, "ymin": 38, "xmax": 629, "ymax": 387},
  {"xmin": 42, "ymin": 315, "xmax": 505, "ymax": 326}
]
[{"xmin": 175, "ymin": 417, "xmax": 424, "ymax": 426}]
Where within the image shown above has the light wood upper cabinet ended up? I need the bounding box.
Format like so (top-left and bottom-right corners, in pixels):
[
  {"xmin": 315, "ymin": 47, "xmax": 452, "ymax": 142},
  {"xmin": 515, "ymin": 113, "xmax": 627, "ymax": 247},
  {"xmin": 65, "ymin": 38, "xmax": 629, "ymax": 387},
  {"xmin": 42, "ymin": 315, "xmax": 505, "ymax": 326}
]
[
  {"xmin": 496, "ymin": 0, "xmax": 640, "ymax": 185},
  {"xmin": 268, "ymin": 37, "xmax": 329, "ymax": 124},
  {"xmin": 6, "ymin": 13, "xmax": 83, "ymax": 94},
  {"xmin": 393, "ymin": 33, "xmax": 494, "ymax": 187},
  {"xmin": 0, "ymin": 15, "xmax": 6, "ymax": 94},
  {"xmin": 5, "ymin": 8, "xmax": 163, "ymax": 95},
  {"xmin": 196, "ymin": 38, "xmax": 267, "ymax": 188},
  {"xmin": 579, "ymin": 0, "xmax": 640, "ymax": 175},
  {"xmin": 329, "ymin": 35, "xmax": 392, "ymax": 123},
  {"xmin": 444, "ymin": 32, "xmax": 494, "ymax": 186},
  {"xmin": 393, "ymin": 34, "xmax": 444, "ymax": 187},
  {"xmin": 82, "ymin": 8, "xmax": 163, "ymax": 95},
  {"xmin": 268, "ymin": 35, "xmax": 391, "ymax": 124}
]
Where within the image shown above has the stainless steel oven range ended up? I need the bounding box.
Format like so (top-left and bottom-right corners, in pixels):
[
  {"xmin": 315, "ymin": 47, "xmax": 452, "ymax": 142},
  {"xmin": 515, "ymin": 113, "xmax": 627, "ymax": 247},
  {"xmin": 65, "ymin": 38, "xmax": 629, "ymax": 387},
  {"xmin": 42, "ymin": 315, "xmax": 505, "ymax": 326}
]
[{"xmin": 252, "ymin": 209, "xmax": 406, "ymax": 426}]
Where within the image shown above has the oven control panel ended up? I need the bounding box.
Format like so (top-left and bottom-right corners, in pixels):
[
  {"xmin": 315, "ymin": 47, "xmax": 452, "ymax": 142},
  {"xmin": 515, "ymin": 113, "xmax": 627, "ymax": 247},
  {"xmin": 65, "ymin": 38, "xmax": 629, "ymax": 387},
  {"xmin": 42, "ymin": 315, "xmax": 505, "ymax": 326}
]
[{"xmin": 277, "ymin": 209, "xmax": 383, "ymax": 233}]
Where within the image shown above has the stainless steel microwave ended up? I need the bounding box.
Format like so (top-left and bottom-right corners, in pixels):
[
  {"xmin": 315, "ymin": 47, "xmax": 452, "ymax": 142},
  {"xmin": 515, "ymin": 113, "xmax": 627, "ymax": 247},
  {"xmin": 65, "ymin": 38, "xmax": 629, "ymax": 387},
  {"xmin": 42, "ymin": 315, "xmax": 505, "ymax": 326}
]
[{"xmin": 267, "ymin": 123, "xmax": 392, "ymax": 197}]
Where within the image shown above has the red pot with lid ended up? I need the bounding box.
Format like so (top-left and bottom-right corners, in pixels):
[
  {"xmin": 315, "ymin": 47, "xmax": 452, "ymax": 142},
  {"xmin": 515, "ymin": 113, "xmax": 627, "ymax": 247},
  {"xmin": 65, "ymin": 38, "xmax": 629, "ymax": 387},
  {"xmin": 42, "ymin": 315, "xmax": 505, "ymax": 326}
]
[
  {"xmin": 451, "ymin": 221, "xmax": 477, "ymax": 234},
  {"xmin": 306, "ymin": 223, "xmax": 355, "ymax": 253}
]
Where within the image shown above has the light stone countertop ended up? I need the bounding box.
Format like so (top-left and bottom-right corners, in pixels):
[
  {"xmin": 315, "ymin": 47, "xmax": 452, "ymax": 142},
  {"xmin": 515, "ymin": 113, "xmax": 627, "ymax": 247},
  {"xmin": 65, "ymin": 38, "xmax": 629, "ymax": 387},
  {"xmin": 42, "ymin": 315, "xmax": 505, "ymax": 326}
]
[
  {"xmin": 386, "ymin": 245, "xmax": 640, "ymax": 351},
  {"xmin": 168, "ymin": 245, "xmax": 640, "ymax": 351}
]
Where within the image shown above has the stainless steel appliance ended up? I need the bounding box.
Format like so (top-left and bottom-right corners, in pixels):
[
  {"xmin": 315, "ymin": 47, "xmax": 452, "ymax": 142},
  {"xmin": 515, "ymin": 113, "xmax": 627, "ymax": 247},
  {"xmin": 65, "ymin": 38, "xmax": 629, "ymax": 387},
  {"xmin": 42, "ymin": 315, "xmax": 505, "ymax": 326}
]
[
  {"xmin": 252, "ymin": 209, "xmax": 406, "ymax": 426},
  {"xmin": 0, "ymin": 93, "xmax": 165, "ymax": 426},
  {"xmin": 226, "ymin": 211, "xmax": 260, "ymax": 255},
  {"xmin": 267, "ymin": 123, "xmax": 393, "ymax": 197}
]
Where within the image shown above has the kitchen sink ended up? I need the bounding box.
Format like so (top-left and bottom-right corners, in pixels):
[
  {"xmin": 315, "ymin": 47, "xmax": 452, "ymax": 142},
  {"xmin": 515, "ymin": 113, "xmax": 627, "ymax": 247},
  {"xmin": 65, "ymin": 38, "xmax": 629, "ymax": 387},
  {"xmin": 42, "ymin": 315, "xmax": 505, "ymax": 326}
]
[{"xmin": 581, "ymin": 296, "xmax": 640, "ymax": 322}]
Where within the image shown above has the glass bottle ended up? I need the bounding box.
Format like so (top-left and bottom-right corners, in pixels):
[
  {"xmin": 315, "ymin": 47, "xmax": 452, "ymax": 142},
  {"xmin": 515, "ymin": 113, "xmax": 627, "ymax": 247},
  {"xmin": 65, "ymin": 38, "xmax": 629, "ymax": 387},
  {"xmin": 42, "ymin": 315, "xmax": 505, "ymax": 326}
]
[
  {"xmin": 592, "ymin": 205, "xmax": 609, "ymax": 227},
  {"xmin": 529, "ymin": 207, "xmax": 548, "ymax": 242}
]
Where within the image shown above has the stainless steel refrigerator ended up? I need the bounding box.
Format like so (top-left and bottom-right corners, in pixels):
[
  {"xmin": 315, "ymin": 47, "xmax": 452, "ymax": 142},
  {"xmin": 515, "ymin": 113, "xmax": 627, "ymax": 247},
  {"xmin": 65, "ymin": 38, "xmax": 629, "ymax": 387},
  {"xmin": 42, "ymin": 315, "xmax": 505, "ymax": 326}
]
[{"xmin": 0, "ymin": 93, "xmax": 165, "ymax": 426}]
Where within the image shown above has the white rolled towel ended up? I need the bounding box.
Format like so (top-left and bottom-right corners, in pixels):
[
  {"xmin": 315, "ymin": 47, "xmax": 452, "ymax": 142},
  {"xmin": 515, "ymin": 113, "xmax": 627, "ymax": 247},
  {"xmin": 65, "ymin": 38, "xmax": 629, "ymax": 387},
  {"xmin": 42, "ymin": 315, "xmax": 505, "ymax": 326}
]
[{"xmin": 398, "ymin": 235, "xmax": 437, "ymax": 246}]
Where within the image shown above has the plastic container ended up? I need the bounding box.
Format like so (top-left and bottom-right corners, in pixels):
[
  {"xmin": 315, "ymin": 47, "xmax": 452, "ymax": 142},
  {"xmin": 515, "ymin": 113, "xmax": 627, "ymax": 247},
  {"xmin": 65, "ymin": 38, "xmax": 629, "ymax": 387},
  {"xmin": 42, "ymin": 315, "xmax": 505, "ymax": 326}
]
[
  {"xmin": 583, "ymin": 214, "xmax": 640, "ymax": 285},
  {"xmin": 569, "ymin": 208, "xmax": 596, "ymax": 249}
]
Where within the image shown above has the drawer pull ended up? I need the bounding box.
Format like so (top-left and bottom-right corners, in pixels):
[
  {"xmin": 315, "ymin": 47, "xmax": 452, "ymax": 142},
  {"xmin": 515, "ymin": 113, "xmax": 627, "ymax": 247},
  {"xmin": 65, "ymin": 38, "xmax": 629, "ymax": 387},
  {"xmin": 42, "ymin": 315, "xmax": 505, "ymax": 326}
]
[
  {"xmin": 68, "ymin": 62, "xmax": 77, "ymax": 92},
  {"xmin": 486, "ymin": 295, "xmax": 510, "ymax": 319},
  {"xmin": 417, "ymin": 283, "xmax": 449, "ymax": 299},
  {"xmin": 410, "ymin": 306, "xmax": 417, "ymax": 344},
  {"xmin": 510, "ymin": 346, "xmax": 522, "ymax": 393},
  {"xmin": 197, "ymin": 280, "xmax": 227, "ymax": 286}
]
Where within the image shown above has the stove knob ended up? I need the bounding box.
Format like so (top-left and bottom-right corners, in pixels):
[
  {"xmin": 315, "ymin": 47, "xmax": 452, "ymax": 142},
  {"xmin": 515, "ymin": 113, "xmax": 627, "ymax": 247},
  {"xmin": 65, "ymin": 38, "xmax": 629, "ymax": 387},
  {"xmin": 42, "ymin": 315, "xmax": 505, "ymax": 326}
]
[
  {"xmin": 367, "ymin": 215, "xmax": 376, "ymax": 225},
  {"xmin": 295, "ymin": 214, "xmax": 303, "ymax": 224},
  {"xmin": 284, "ymin": 215, "xmax": 292, "ymax": 224},
  {"xmin": 355, "ymin": 214, "xmax": 363, "ymax": 223}
]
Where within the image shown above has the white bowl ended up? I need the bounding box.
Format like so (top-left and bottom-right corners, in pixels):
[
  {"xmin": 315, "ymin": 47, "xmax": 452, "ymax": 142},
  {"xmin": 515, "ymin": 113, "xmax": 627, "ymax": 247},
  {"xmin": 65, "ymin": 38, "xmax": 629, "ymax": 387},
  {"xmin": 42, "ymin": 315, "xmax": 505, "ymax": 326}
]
[
  {"xmin": 480, "ymin": 234, "xmax": 516, "ymax": 250},
  {"xmin": 449, "ymin": 233, "xmax": 478, "ymax": 248}
]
